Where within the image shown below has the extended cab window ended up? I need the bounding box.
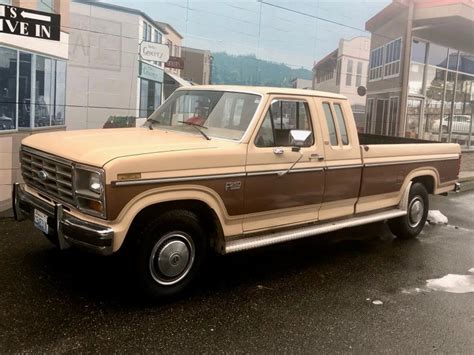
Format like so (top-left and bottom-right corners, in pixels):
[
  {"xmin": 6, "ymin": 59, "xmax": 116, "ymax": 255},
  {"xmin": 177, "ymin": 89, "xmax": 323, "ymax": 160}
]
[
  {"xmin": 322, "ymin": 103, "xmax": 338, "ymax": 146},
  {"xmin": 333, "ymin": 103, "xmax": 349, "ymax": 145},
  {"xmin": 255, "ymin": 100, "xmax": 313, "ymax": 147}
]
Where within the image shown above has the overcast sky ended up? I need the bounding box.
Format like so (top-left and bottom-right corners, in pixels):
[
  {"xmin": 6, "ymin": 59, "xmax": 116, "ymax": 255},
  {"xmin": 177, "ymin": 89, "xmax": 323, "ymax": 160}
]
[{"xmin": 107, "ymin": 0, "xmax": 389, "ymax": 69}]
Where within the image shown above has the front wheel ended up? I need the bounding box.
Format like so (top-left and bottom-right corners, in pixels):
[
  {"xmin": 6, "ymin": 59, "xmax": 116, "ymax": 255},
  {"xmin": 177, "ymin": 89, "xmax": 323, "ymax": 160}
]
[
  {"xmin": 132, "ymin": 210, "xmax": 207, "ymax": 298},
  {"xmin": 388, "ymin": 182, "xmax": 429, "ymax": 239}
]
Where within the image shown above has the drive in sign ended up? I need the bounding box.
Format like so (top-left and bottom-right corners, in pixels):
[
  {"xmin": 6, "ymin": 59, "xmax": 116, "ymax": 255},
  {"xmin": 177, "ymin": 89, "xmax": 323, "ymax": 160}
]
[{"xmin": 0, "ymin": 4, "xmax": 60, "ymax": 41}]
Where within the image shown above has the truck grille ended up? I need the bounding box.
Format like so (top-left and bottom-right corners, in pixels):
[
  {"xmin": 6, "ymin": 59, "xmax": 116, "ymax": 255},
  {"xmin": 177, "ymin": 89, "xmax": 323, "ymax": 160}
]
[{"xmin": 20, "ymin": 148, "xmax": 75, "ymax": 205}]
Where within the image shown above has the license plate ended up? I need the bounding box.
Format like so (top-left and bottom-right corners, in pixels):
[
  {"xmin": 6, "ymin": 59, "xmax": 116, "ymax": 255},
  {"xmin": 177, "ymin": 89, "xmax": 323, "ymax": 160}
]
[{"xmin": 34, "ymin": 209, "xmax": 49, "ymax": 234}]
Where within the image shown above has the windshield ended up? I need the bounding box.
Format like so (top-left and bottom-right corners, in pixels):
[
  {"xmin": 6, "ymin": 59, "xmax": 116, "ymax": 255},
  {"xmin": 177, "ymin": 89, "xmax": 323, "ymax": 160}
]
[{"xmin": 147, "ymin": 90, "xmax": 261, "ymax": 141}]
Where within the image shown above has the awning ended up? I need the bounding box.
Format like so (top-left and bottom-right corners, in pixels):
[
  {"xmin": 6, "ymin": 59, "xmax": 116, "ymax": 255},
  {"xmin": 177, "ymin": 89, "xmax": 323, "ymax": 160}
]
[{"xmin": 164, "ymin": 71, "xmax": 192, "ymax": 87}]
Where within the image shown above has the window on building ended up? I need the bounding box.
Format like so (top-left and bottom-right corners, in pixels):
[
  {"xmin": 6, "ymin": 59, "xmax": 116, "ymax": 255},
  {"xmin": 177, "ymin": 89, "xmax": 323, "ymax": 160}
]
[
  {"xmin": 143, "ymin": 22, "xmax": 152, "ymax": 41},
  {"xmin": 459, "ymin": 52, "xmax": 474, "ymax": 75},
  {"xmin": 139, "ymin": 78, "xmax": 162, "ymax": 118},
  {"xmin": 408, "ymin": 63, "xmax": 424, "ymax": 95},
  {"xmin": 346, "ymin": 59, "xmax": 353, "ymax": 86},
  {"xmin": 322, "ymin": 102, "xmax": 338, "ymax": 146},
  {"xmin": 18, "ymin": 53, "xmax": 32, "ymax": 128},
  {"xmin": 0, "ymin": 47, "xmax": 17, "ymax": 131},
  {"xmin": 388, "ymin": 96, "xmax": 399, "ymax": 136},
  {"xmin": 384, "ymin": 38, "xmax": 401, "ymax": 77},
  {"xmin": 427, "ymin": 43, "xmax": 448, "ymax": 68},
  {"xmin": 356, "ymin": 62, "xmax": 363, "ymax": 87},
  {"xmin": 38, "ymin": 0, "xmax": 54, "ymax": 13},
  {"xmin": 374, "ymin": 99, "xmax": 387, "ymax": 135},
  {"xmin": 0, "ymin": 0, "xmax": 12, "ymax": 5},
  {"xmin": 448, "ymin": 49, "xmax": 459, "ymax": 71},
  {"xmin": 411, "ymin": 39, "xmax": 427, "ymax": 64},
  {"xmin": 333, "ymin": 103, "xmax": 349, "ymax": 145},
  {"xmin": 255, "ymin": 100, "xmax": 313, "ymax": 147},
  {"xmin": 424, "ymin": 67, "xmax": 446, "ymax": 136},
  {"xmin": 336, "ymin": 59, "xmax": 341, "ymax": 86},
  {"xmin": 0, "ymin": 47, "xmax": 66, "ymax": 131},
  {"xmin": 369, "ymin": 46, "xmax": 383, "ymax": 81},
  {"xmin": 365, "ymin": 98, "xmax": 374, "ymax": 133}
]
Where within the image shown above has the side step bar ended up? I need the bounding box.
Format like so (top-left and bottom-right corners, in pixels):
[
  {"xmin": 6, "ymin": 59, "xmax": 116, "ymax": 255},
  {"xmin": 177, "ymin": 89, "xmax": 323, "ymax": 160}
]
[{"xmin": 224, "ymin": 209, "xmax": 407, "ymax": 254}]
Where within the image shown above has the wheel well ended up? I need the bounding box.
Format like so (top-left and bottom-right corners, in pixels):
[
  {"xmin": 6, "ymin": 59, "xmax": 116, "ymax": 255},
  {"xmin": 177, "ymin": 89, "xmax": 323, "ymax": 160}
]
[
  {"xmin": 124, "ymin": 200, "xmax": 224, "ymax": 251},
  {"xmin": 412, "ymin": 176, "xmax": 435, "ymax": 194}
]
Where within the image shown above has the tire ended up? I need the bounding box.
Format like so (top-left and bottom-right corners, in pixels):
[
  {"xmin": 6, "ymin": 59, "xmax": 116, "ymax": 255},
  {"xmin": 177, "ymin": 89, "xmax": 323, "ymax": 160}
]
[
  {"xmin": 131, "ymin": 210, "xmax": 207, "ymax": 298},
  {"xmin": 388, "ymin": 182, "xmax": 429, "ymax": 239}
]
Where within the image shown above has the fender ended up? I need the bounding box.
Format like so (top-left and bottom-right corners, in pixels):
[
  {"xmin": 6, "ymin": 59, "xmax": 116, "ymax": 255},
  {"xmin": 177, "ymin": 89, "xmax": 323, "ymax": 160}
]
[{"xmin": 110, "ymin": 184, "xmax": 243, "ymax": 251}]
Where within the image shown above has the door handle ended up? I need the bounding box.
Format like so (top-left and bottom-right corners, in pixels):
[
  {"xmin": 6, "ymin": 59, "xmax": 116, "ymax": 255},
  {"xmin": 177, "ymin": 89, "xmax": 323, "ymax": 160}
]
[
  {"xmin": 310, "ymin": 153, "xmax": 325, "ymax": 161},
  {"xmin": 273, "ymin": 147, "xmax": 284, "ymax": 155}
]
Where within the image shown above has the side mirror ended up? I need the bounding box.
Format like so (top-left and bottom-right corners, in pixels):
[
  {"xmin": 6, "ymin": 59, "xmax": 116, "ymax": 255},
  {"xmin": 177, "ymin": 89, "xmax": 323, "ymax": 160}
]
[{"xmin": 289, "ymin": 130, "xmax": 311, "ymax": 148}]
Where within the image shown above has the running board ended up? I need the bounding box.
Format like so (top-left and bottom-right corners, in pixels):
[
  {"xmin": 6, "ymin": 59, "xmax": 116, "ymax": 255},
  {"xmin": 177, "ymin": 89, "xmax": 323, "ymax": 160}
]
[{"xmin": 224, "ymin": 209, "xmax": 407, "ymax": 254}]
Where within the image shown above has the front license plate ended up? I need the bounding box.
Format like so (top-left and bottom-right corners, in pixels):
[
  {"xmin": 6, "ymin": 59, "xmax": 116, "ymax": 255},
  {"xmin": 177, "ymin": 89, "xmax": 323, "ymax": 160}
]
[{"xmin": 34, "ymin": 209, "xmax": 49, "ymax": 234}]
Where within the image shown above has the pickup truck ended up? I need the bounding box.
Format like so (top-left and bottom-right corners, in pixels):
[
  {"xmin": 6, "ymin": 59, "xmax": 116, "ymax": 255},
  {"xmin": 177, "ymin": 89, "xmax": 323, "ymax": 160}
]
[{"xmin": 12, "ymin": 86, "xmax": 461, "ymax": 298}]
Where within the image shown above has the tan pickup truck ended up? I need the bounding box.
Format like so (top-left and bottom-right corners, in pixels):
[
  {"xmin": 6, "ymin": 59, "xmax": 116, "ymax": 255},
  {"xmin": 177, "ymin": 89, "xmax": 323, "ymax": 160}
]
[{"xmin": 13, "ymin": 86, "xmax": 461, "ymax": 297}]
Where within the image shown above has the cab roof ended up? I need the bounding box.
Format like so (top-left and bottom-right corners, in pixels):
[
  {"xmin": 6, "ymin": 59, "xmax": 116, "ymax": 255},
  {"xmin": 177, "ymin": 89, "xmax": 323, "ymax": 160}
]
[{"xmin": 178, "ymin": 85, "xmax": 347, "ymax": 100}]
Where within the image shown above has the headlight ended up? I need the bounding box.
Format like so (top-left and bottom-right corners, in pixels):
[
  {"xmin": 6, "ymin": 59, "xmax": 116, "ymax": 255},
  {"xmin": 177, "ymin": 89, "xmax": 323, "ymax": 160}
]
[{"xmin": 74, "ymin": 165, "xmax": 106, "ymax": 218}]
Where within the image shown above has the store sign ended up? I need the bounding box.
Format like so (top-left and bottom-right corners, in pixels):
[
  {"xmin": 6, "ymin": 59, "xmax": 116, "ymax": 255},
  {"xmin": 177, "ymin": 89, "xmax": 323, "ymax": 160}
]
[
  {"xmin": 165, "ymin": 56, "xmax": 185, "ymax": 70},
  {"xmin": 0, "ymin": 5, "xmax": 60, "ymax": 41},
  {"xmin": 140, "ymin": 61, "xmax": 164, "ymax": 82},
  {"xmin": 140, "ymin": 41, "xmax": 170, "ymax": 63}
]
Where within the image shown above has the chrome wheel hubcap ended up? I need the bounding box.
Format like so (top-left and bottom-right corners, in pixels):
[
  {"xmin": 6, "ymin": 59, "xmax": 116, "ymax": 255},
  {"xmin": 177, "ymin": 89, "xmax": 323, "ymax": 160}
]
[
  {"xmin": 149, "ymin": 232, "xmax": 195, "ymax": 285},
  {"xmin": 408, "ymin": 197, "xmax": 424, "ymax": 228}
]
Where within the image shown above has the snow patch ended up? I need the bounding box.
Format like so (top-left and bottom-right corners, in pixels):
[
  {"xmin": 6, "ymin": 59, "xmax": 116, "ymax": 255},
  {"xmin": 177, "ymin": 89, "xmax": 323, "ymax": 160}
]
[
  {"xmin": 426, "ymin": 273, "xmax": 474, "ymax": 294},
  {"xmin": 372, "ymin": 300, "xmax": 383, "ymax": 305},
  {"xmin": 427, "ymin": 210, "xmax": 448, "ymax": 225},
  {"xmin": 468, "ymin": 268, "xmax": 474, "ymax": 274}
]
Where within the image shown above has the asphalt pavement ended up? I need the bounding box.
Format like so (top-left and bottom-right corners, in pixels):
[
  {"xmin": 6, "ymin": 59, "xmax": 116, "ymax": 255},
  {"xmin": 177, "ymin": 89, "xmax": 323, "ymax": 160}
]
[{"xmin": 0, "ymin": 191, "xmax": 473, "ymax": 353}]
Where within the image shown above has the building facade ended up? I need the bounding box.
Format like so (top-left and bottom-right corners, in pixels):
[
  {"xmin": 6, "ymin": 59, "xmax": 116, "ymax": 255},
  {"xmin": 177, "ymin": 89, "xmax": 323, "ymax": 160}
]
[
  {"xmin": 312, "ymin": 36, "xmax": 370, "ymax": 131},
  {"xmin": 181, "ymin": 46, "xmax": 212, "ymax": 85},
  {"xmin": 291, "ymin": 78, "xmax": 312, "ymax": 89},
  {"xmin": 0, "ymin": 0, "xmax": 70, "ymax": 211},
  {"xmin": 365, "ymin": 0, "xmax": 474, "ymax": 149},
  {"xmin": 66, "ymin": 0, "xmax": 166, "ymax": 130}
]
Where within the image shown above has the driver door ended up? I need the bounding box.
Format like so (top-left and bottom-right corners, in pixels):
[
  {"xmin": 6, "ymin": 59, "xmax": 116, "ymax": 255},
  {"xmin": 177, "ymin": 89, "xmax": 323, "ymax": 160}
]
[{"xmin": 243, "ymin": 96, "xmax": 326, "ymax": 232}]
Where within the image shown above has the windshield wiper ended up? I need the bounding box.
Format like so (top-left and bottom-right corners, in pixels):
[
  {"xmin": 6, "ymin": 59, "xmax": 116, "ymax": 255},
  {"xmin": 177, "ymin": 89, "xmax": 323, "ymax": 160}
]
[{"xmin": 178, "ymin": 120, "xmax": 211, "ymax": 141}]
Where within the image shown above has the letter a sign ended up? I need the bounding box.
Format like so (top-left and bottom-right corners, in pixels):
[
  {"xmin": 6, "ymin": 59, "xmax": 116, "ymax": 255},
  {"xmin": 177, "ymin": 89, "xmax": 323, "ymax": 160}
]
[{"xmin": 0, "ymin": 5, "xmax": 60, "ymax": 41}]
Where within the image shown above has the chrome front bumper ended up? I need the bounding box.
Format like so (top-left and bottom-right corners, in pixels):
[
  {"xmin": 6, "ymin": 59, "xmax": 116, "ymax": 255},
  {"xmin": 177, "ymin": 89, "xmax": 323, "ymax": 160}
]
[
  {"xmin": 12, "ymin": 183, "xmax": 114, "ymax": 255},
  {"xmin": 454, "ymin": 182, "xmax": 461, "ymax": 192}
]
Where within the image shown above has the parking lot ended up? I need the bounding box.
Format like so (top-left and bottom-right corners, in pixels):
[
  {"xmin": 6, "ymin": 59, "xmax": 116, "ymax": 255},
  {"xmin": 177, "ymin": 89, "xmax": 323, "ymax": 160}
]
[{"xmin": 0, "ymin": 191, "xmax": 473, "ymax": 353}]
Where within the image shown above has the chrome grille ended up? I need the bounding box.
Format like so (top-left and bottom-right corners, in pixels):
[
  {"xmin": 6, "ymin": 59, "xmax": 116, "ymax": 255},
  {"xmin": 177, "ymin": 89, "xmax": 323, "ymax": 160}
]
[{"xmin": 20, "ymin": 148, "xmax": 74, "ymax": 205}]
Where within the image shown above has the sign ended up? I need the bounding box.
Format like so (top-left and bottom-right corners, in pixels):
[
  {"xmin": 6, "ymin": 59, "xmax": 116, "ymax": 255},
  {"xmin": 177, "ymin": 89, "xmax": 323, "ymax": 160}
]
[
  {"xmin": 0, "ymin": 5, "xmax": 60, "ymax": 41},
  {"xmin": 165, "ymin": 56, "xmax": 185, "ymax": 70},
  {"xmin": 140, "ymin": 61, "xmax": 164, "ymax": 83},
  {"xmin": 357, "ymin": 85, "xmax": 367, "ymax": 97},
  {"xmin": 140, "ymin": 41, "xmax": 170, "ymax": 63}
]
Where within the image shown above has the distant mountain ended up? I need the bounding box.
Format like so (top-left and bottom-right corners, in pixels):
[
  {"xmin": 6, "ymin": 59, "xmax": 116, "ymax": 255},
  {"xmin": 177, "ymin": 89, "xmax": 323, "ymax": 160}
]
[{"xmin": 211, "ymin": 52, "xmax": 312, "ymax": 87}]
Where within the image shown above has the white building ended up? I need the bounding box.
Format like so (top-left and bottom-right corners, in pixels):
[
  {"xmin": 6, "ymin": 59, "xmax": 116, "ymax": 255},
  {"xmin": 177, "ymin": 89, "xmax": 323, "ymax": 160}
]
[
  {"xmin": 67, "ymin": 0, "xmax": 167, "ymax": 130},
  {"xmin": 312, "ymin": 36, "xmax": 370, "ymax": 131}
]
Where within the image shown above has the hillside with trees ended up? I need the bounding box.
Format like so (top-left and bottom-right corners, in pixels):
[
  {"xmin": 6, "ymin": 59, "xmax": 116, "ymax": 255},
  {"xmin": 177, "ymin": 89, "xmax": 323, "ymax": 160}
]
[{"xmin": 211, "ymin": 52, "xmax": 312, "ymax": 87}]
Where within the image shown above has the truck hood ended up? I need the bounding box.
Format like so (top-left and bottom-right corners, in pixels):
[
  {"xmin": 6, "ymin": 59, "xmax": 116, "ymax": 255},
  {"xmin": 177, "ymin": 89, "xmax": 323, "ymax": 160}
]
[{"xmin": 21, "ymin": 128, "xmax": 226, "ymax": 167}]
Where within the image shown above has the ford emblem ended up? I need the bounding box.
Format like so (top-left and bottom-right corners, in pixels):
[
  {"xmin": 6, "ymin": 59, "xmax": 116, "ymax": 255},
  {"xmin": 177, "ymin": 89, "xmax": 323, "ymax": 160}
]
[{"xmin": 37, "ymin": 170, "xmax": 49, "ymax": 181}]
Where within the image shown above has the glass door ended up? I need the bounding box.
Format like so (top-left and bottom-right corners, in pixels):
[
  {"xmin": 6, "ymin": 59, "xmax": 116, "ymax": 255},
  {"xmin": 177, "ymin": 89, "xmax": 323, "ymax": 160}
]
[{"xmin": 405, "ymin": 98, "xmax": 423, "ymax": 138}]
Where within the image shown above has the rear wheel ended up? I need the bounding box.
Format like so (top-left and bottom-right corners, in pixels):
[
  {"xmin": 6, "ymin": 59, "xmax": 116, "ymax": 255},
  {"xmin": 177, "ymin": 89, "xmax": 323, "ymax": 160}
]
[
  {"xmin": 388, "ymin": 182, "xmax": 429, "ymax": 239},
  {"xmin": 131, "ymin": 210, "xmax": 207, "ymax": 298}
]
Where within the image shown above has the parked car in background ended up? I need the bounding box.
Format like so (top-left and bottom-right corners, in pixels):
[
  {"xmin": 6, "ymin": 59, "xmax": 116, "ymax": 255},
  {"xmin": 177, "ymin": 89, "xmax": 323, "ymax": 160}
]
[
  {"xmin": 103, "ymin": 116, "xmax": 136, "ymax": 129},
  {"xmin": 432, "ymin": 115, "xmax": 472, "ymax": 134}
]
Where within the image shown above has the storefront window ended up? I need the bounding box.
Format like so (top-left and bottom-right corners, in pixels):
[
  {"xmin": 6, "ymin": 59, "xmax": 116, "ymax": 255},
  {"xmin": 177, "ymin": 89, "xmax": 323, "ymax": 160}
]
[
  {"xmin": 406, "ymin": 98, "xmax": 423, "ymax": 138},
  {"xmin": 408, "ymin": 63, "xmax": 424, "ymax": 95},
  {"xmin": 411, "ymin": 39, "xmax": 427, "ymax": 64},
  {"xmin": 139, "ymin": 79, "xmax": 162, "ymax": 118},
  {"xmin": 451, "ymin": 74, "xmax": 474, "ymax": 146},
  {"xmin": 427, "ymin": 43, "xmax": 448, "ymax": 68},
  {"xmin": 459, "ymin": 53, "xmax": 474, "ymax": 75},
  {"xmin": 34, "ymin": 56, "xmax": 55, "ymax": 127},
  {"xmin": 18, "ymin": 53, "xmax": 32, "ymax": 128},
  {"xmin": 54, "ymin": 61, "xmax": 66, "ymax": 126},
  {"xmin": 0, "ymin": 47, "xmax": 17, "ymax": 131},
  {"xmin": 424, "ymin": 67, "xmax": 446, "ymax": 139},
  {"xmin": 38, "ymin": 0, "xmax": 54, "ymax": 13},
  {"xmin": 448, "ymin": 49, "xmax": 459, "ymax": 71}
]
